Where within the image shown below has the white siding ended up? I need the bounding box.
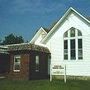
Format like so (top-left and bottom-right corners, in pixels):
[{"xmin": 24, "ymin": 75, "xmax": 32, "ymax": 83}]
[
  {"xmin": 35, "ymin": 34, "xmax": 43, "ymax": 44},
  {"xmin": 35, "ymin": 31, "xmax": 47, "ymax": 45},
  {"xmin": 46, "ymin": 12, "xmax": 90, "ymax": 76}
]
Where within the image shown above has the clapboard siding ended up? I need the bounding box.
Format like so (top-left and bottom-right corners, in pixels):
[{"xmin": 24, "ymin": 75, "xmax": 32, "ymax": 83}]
[
  {"xmin": 83, "ymin": 34, "xmax": 90, "ymax": 61},
  {"xmin": 33, "ymin": 8, "xmax": 90, "ymax": 77},
  {"xmin": 45, "ymin": 11, "xmax": 90, "ymax": 76}
]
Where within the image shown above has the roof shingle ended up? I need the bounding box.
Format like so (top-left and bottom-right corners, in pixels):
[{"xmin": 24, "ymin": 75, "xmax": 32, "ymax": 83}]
[{"xmin": 7, "ymin": 43, "xmax": 50, "ymax": 53}]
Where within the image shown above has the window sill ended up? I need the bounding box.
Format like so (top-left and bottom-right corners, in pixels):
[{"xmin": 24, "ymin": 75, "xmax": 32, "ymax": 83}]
[
  {"xmin": 13, "ymin": 70, "xmax": 20, "ymax": 72},
  {"xmin": 63, "ymin": 59, "xmax": 83, "ymax": 62}
]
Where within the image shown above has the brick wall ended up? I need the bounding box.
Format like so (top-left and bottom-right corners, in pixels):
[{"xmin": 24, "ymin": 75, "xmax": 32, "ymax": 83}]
[{"xmin": 8, "ymin": 52, "xmax": 29, "ymax": 80}]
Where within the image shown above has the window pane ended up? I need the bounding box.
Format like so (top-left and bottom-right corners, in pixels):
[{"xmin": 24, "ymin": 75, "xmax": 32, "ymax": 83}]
[
  {"xmin": 70, "ymin": 39, "xmax": 76, "ymax": 60},
  {"xmin": 78, "ymin": 39, "xmax": 83, "ymax": 59},
  {"xmin": 14, "ymin": 56, "xmax": 20, "ymax": 71},
  {"xmin": 36, "ymin": 56, "xmax": 39, "ymax": 64},
  {"xmin": 64, "ymin": 54, "xmax": 68, "ymax": 60},
  {"xmin": 78, "ymin": 49, "xmax": 83, "ymax": 59},
  {"xmin": 78, "ymin": 30, "xmax": 82, "ymax": 36},
  {"xmin": 71, "ymin": 50, "xmax": 76, "ymax": 60},
  {"xmin": 64, "ymin": 49, "xmax": 68, "ymax": 53},
  {"xmin": 64, "ymin": 31, "xmax": 68, "ymax": 37},
  {"xmin": 35, "ymin": 56, "xmax": 39, "ymax": 72},
  {"xmin": 64, "ymin": 40, "xmax": 68, "ymax": 60},
  {"xmin": 78, "ymin": 50, "xmax": 82, "ymax": 56},
  {"xmin": 64, "ymin": 40, "xmax": 68, "ymax": 49},
  {"xmin": 15, "ymin": 64, "xmax": 20, "ymax": 70},
  {"xmin": 78, "ymin": 39, "xmax": 82, "ymax": 48},
  {"xmin": 15, "ymin": 58, "xmax": 20, "ymax": 64},
  {"xmin": 78, "ymin": 57, "xmax": 83, "ymax": 59},
  {"xmin": 64, "ymin": 49, "xmax": 68, "ymax": 60},
  {"xmin": 70, "ymin": 28, "xmax": 75, "ymax": 37},
  {"xmin": 71, "ymin": 39, "xmax": 75, "ymax": 49}
]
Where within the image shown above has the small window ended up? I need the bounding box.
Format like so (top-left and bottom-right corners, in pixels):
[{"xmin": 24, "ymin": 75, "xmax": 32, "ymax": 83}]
[
  {"xmin": 13, "ymin": 55, "xmax": 21, "ymax": 72},
  {"xmin": 35, "ymin": 56, "xmax": 40, "ymax": 72}
]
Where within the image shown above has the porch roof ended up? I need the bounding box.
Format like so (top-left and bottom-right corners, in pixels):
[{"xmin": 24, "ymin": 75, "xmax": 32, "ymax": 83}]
[
  {"xmin": 7, "ymin": 43, "xmax": 50, "ymax": 53},
  {"xmin": 0, "ymin": 46, "xmax": 9, "ymax": 54}
]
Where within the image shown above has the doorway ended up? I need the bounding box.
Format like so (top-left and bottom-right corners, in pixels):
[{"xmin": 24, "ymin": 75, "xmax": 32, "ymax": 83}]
[{"xmin": 29, "ymin": 52, "xmax": 48, "ymax": 80}]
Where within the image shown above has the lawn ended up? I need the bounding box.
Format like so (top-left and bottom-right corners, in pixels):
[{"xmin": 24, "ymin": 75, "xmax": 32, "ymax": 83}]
[{"xmin": 0, "ymin": 79, "xmax": 90, "ymax": 90}]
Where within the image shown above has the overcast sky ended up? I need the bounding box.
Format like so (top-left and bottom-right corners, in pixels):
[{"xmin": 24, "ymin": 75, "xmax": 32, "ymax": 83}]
[{"xmin": 0, "ymin": 0, "xmax": 90, "ymax": 41}]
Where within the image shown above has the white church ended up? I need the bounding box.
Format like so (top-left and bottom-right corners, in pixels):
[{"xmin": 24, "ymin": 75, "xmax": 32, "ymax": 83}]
[{"xmin": 30, "ymin": 7, "xmax": 90, "ymax": 78}]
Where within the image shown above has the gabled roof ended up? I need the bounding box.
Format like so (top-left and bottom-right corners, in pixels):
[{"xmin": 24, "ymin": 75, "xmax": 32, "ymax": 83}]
[
  {"xmin": 42, "ymin": 7, "xmax": 90, "ymax": 44},
  {"xmin": 43, "ymin": 27, "xmax": 50, "ymax": 33},
  {"xmin": 0, "ymin": 42, "xmax": 50, "ymax": 53},
  {"xmin": 30, "ymin": 27, "xmax": 48, "ymax": 43}
]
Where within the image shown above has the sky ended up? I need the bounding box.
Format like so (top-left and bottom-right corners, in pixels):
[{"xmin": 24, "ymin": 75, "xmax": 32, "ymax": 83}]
[{"xmin": 0, "ymin": 0, "xmax": 90, "ymax": 42}]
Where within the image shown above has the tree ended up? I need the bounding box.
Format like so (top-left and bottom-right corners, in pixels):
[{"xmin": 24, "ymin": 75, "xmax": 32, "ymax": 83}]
[{"xmin": 2, "ymin": 33, "xmax": 24, "ymax": 45}]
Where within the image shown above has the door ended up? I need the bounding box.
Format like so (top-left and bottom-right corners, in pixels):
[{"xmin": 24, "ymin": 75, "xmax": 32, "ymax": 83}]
[{"xmin": 29, "ymin": 53, "xmax": 48, "ymax": 80}]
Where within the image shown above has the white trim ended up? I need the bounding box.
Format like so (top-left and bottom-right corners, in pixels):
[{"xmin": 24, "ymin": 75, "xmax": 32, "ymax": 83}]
[
  {"xmin": 6, "ymin": 43, "xmax": 29, "ymax": 47},
  {"xmin": 0, "ymin": 46, "xmax": 8, "ymax": 48},
  {"xmin": 68, "ymin": 39, "xmax": 70, "ymax": 60},
  {"xmin": 30, "ymin": 27, "xmax": 48, "ymax": 44},
  {"xmin": 76, "ymin": 29, "xmax": 78, "ymax": 60},
  {"xmin": 13, "ymin": 70, "xmax": 20, "ymax": 72}
]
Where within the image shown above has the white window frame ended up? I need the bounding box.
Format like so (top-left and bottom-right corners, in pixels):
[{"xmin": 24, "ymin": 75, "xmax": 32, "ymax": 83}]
[
  {"xmin": 13, "ymin": 55, "xmax": 21, "ymax": 72},
  {"xmin": 35, "ymin": 55, "xmax": 40, "ymax": 72},
  {"xmin": 63, "ymin": 28, "xmax": 83, "ymax": 61}
]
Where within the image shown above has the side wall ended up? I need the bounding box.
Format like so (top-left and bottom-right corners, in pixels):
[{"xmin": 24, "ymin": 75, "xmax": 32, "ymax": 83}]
[
  {"xmin": 29, "ymin": 51, "xmax": 49, "ymax": 80},
  {"xmin": 0, "ymin": 53, "xmax": 10, "ymax": 74},
  {"xmin": 46, "ymin": 12, "xmax": 90, "ymax": 76},
  {"xmin": 8, "ymin": 52, "xmax": 29, "ymax": 80}
]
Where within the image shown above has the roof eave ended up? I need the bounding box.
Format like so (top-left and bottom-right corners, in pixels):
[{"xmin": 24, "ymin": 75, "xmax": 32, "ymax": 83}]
[
  {"xmin": 42, "ymin": 7, "xmax": 90, "ymax": 44},
  {"xmin": 8, "ymin": 43, "xmax": 50, "ymax": 53}
]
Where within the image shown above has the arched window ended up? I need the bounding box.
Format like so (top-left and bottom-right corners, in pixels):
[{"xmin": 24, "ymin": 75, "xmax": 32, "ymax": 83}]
[{"xmin": 64, "ymin": 27, "xmax": 83, "ymax": 60}]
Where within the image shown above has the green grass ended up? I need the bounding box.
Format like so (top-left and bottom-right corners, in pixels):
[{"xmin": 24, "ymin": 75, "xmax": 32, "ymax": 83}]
[{"xmin": 0, "ymin": 79, "xmax": 90, "ymax": 90}]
